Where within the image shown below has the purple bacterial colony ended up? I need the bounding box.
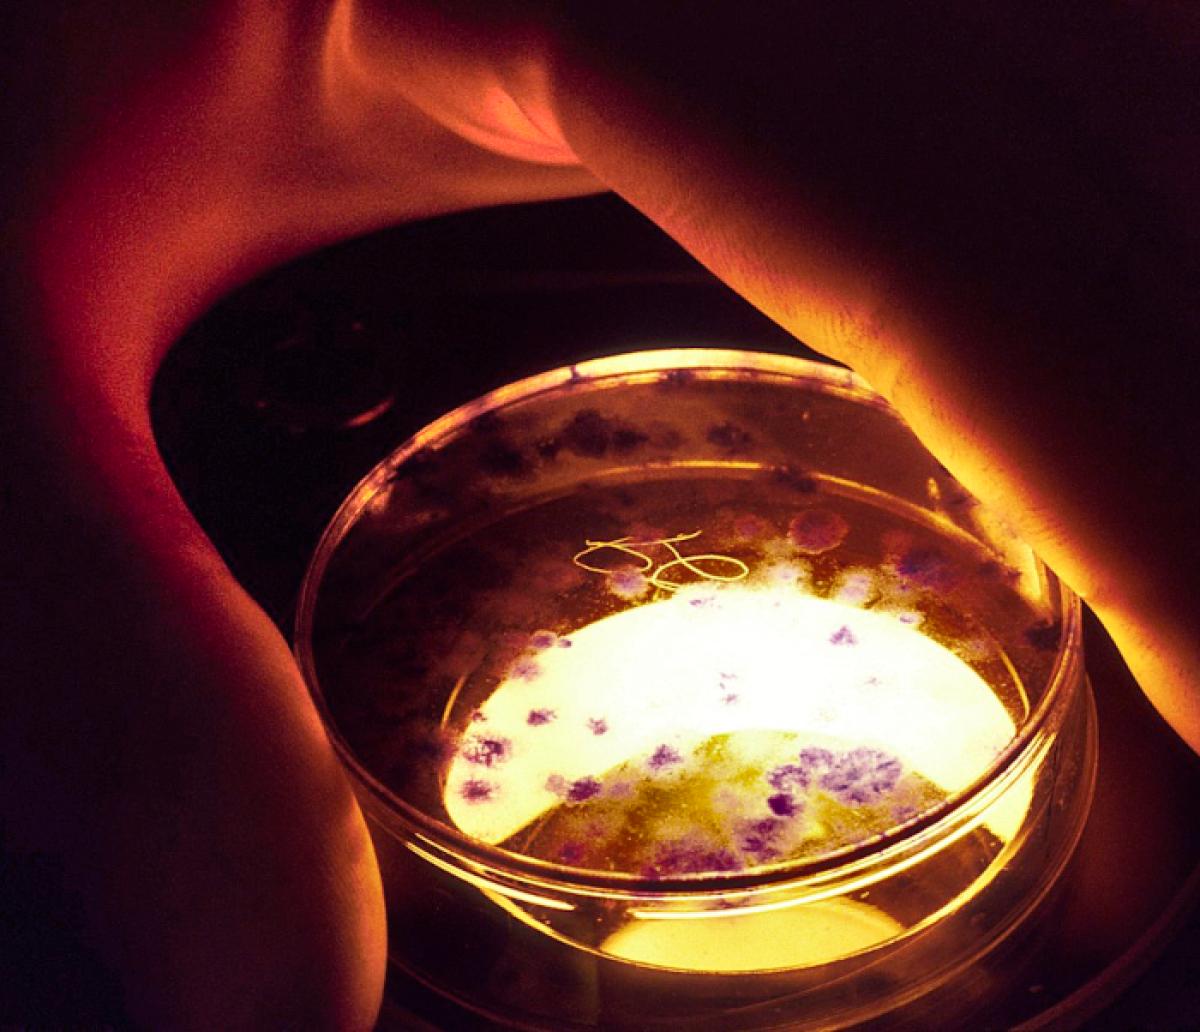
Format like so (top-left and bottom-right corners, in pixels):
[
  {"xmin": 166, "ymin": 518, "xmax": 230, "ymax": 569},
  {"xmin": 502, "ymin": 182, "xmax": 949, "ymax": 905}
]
[
  {"xmin": 511, "ymin": 657, "xmax": 542, "ymax": 681},
  {"xmin": 895, "ymin": 547, "xmax": 959, "ymax": 590},
  {"xmin": 610, "ymin": 568, "xmax": 650, "ymax": 598},
  {"xmin": 788, "ymin": 508, "xmax": 849, "ymax": 554},
  {"xmin": 733, "ymin": 513, "xmax": 769, "ymax": 539},
  {"xmin": 764, "ymin": 745, "xmax": 903, "ymax": 806},
  {"xmin": 798, "ymin": 746, "xmax": 836, "ymax": 769},
  {"xmin": 648, "ymin": 744, "xmax": 683, "ymax": 769},
  {"xmin": 818, "ymin": 747, "xmax": 903, "ymax": 804},
  {"xmin": 829, "ymin": 624, "xmax": 858, "ymax": 646},
  {"xmin": 560, "ymin": 408, "xmax": 648, "ymax": 459},
  {"xmin": 567, "ymin": 777, "xmax": 603, "ymax": 802},
  {"xmin": 428, "ymin": 492, "xmax": 992, "ymax": 879},
  {"xmin": 768, "ymin": 793, "xmax": 801, "ymax": 817},
  {"xmin": 462, "ymin": 736, "xmax": 510, "ymax": 767},
  {"xmin": 767, "ymin": 763, "xmax": 811, "ymax": 792},
  {"xmin": 740, "ymin": 817, "xmax": 783, "ymax": 857},
  {"xmin": 643, "ymin": 838, "xmax": 740, "ymax": 879},
  {"xmin": 460, "ymin": 779, "xmax": 495, "ymax": 803}
]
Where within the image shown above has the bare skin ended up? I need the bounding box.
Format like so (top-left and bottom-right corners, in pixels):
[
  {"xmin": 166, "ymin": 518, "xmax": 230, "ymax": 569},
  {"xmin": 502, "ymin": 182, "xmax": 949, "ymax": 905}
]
[{"xmin": 2, "ymin": 2, "xmax": 1196, "ymax": 1026}]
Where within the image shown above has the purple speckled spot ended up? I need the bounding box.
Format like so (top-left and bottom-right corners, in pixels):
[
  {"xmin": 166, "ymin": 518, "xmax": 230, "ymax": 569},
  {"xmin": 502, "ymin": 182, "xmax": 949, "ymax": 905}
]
[
  {"xmin": 461, "ymin": 736, "xmax": 511, "ymax": 767},
  {"xmin": 767, "ymin": 762, "xmax": 811, "ymax": 791},
  {"xmin": 721, "ymin": 692, "xmax": 740, "ymax": 705},
  {"xmin": 643, "ymin": 838, "xmax": 740, "ymax": 879},
  {"xmin": 829, "ymin": 624, "xmax": 858, "ymax": 646},
  {"xmin": 511, "ymin": 657, "xmax": 542, "ymax": 681},
  {"xmin": 529, "ymin": 629, "xmax": 558, "ymax": 650},
  {"xmin": 605, "ymin": 778, "xmax": 634, "ymax": 800},
  {"xmin": 896, "ymin": 547, "xmax": 958, "ymax": 590},
  {"xmin": 768, "ymin": 793, "xmax": 801, "ymax": 817},
  {"xmin": 838, "ymin": 573, "xmax": 874, "ymax": 604},
  {"xmin": 586, "ymin": 717, "xmax": 609, "ymax": 736},
  {"xmin": 527, "ymin": 708, "xmax": 556, "ymax": 726},
  {"xmin": 741, "ymin": 817, "xmax": 781, "ymax": 855},
  {"xmin": 568, "ymin": 777, "xmax": 602, "ymax": 802},
  {"xmin": 610, "ymin": 567, "xmax": 649, "ymax": 599},
  {"xmin": 788, "ymin": 509, "xmax": 849, "ymax": 554},
  {"xmin": 819, "ymin": 747, "xmax": 903, "ymax": 804},
  {"xmin": 648, "ymin": 744, "xmax": 683, "ymax": 770},
  {"xmin": 545, "ymin": 773, "xmax": 569, "ymax": 797},
  {"xmin": 798, "ymin": 747, "xmax": 836, "ymax": 772},
  {"xmin": 558, "ymin": 637, "xmax": 574, "ymax": 649},
  {"xmin": 562, "ymin": 409, "xmax": 613, "ymax": 458},
  {"xmin": 470, "ymin": 709, "xmax": 488, "ymax": 723},
  {"xmin": 460, "ymin": 779, "xmax": 495, "ymax": 804}
]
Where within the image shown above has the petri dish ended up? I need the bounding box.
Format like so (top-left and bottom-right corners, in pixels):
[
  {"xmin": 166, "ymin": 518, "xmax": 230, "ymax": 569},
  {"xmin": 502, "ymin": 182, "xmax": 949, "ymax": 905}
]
[{"xmin": 295, "ymin": 349, "xmax": 1097, "ymax": 1029}]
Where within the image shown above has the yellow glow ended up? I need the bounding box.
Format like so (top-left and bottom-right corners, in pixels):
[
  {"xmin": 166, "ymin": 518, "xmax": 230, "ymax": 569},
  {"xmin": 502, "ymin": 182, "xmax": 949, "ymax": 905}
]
[
  {"xmin": 604, "ymin": 898, "xmax": 904, "ymax": 971},
  {"xmin": 445, "ymin": 583, "xmax": 1017, "ymax": 847}
]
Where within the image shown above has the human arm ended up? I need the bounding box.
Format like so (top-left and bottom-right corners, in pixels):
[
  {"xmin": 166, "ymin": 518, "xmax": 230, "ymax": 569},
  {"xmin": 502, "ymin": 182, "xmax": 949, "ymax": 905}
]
[{"xmin": 1, "ymin": 3, "xmax": 594, "ymax": 1026}]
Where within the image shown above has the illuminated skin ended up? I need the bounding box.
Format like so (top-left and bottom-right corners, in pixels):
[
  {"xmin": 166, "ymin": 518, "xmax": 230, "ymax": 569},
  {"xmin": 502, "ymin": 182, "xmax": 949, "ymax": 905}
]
[{"xmin": 1, "ymin": 2, "xmax": 1196, "ymax": 1027}]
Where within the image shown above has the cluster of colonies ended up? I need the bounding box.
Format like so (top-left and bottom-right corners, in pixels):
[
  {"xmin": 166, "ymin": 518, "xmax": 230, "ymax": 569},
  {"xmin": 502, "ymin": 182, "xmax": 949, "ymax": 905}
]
[
  {"xmin": 432, "ymin": 493, "xmax": 1049, "ymax": 869},
  {"xmin": 457, "ymin": 720, "xmax": 935, "ymax": 876}
]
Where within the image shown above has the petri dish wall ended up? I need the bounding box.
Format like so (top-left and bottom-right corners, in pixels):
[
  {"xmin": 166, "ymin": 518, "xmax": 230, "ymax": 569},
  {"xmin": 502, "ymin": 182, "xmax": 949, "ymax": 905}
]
[{"xmin": 295, "ymin": 349, "xmax": 1097, "ymax": 1029}]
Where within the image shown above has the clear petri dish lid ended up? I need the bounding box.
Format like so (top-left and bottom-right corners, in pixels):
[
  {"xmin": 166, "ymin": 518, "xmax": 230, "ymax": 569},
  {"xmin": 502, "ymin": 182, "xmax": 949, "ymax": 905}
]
[{"xmin": 296, "ymin": 349, "xmax": 1080, "ymax": 887}]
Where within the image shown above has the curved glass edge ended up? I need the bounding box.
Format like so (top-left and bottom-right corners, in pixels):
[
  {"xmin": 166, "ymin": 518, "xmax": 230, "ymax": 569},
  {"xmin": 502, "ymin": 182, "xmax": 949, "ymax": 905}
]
[{"xmin": 294, "ymin": 347, "xmax": 1087, "ymax": 897}]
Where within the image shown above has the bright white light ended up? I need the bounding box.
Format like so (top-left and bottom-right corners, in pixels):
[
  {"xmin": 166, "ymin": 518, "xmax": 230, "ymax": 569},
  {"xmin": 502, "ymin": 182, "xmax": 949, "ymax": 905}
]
[{"xmin": 444, "ymin": 583, "xmax": 1016, "ymax": 848}]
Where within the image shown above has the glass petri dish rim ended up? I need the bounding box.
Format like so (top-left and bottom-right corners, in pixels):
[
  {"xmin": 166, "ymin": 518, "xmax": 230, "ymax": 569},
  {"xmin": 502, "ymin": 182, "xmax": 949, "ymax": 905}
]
[{"xmin": 294, "ymin": 347, "xmax": 1084, "ymax": 896}]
